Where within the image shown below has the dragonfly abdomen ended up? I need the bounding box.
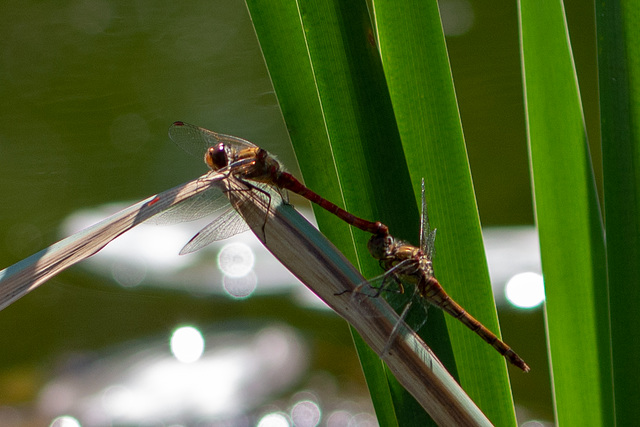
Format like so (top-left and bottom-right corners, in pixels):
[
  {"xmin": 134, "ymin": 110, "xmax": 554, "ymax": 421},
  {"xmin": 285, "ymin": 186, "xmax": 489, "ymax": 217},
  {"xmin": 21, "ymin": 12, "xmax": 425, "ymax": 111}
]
[
  {"xmin": 276, "ymin": 171, "xmax": 388, "ymax": 235},
  {"xmin": 419, "ymin": 275, "xmax": 531, "ymax": 372}
]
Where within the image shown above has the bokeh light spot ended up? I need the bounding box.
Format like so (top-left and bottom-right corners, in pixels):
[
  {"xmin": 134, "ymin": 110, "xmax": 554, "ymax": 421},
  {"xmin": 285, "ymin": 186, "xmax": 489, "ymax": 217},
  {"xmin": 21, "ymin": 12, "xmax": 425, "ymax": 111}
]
[
  {"xmin": 170, "ymin": 326, "xmax": 205, "ymax": 363},
  {"xmin": 439, "ymin": 0, "xmax": 475, "ymax": 36},
  {"xmin": 49, "ymin": 415, "xmax": 81, "ymax": 427},
  {"xmin": 223, "ymin": 272, "xmax": 257, "ymax": 299},
  {"xmin": 257, "ymin": 412, "xmax": 290, "ymax": 427},
  {"xmin": 291, "ymin": 400, "xmax": 321, "ymax": 427},
  {"xmin": 217, "ymin": 242, "xmax": 255, "ymax": 277},
  {"xmin": 505, "ymin": 272, "xmax": 545, "ymax": 308}
]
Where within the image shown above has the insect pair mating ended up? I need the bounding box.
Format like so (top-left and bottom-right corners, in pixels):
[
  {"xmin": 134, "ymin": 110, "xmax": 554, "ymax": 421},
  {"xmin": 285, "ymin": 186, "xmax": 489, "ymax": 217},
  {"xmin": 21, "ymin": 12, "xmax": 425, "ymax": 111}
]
[{"xmin": 165, "ymin": 122, "xmax": 530, "ymax": 373}]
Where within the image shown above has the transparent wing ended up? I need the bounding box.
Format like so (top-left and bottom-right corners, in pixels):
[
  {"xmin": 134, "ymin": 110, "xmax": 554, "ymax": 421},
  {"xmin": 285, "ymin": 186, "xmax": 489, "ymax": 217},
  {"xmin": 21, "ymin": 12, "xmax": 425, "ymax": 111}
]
[
  {"xmin": 420, "ymin": 178, "xmax": 437, "ymax": 260},
  {"xmin": 381, "ymin": 285, "xmax": 428, "ymax": 354},
  {"xmin": 353, "ymin": 259, "xmax": 414, "ymax": 298},
  {"xmin": 168, "ymin": 121, "xmax": 258, "ymax": 159},
  {"xmin": 349, "ymin": 268, "xmax": 429, "ymax": 354},
  {"xmin": 150, "ymin": 185, "xmax": 230, "ymax": 225},
  {"xmin": 350, "ymin": 260, "xmax": 428, "ymax": 325},
  {"xmin": 179, "ymin": 207, "xmax": 250, "ymax": 255},
  {"xmin": 178, "ymin": 178, "xmax": 277, "ymax": 254}
]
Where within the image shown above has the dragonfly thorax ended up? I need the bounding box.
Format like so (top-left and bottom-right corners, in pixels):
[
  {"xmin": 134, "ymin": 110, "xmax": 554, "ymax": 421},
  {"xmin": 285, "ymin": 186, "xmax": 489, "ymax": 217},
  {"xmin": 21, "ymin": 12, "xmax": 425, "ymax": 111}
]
[
  {"xmin": 224, "ymin": 147, "xmax": 279, "ymax": 184},
  {"xmin": 415, "ymin": 253, "xmax": 434, "ymax": 278}
]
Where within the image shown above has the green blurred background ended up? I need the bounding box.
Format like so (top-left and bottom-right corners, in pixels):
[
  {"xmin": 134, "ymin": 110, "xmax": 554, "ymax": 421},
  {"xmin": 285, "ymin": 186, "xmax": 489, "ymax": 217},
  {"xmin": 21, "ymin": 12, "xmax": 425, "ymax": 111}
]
[{"xmin": 0, "ymin": 0, "xmax": 599, "ymax": 425}]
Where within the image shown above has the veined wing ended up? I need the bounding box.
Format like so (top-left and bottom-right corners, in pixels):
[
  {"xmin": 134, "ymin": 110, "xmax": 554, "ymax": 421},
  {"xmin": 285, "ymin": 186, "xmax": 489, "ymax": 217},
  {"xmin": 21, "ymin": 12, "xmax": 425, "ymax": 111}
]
[
  {"xmin": 179, "ymin": 179, "xmax": 276, "ymax": 254},
  {"xmin": 150, "ymin": 184, "xmax": 230, "ymax": 225},
  {"xmin": 168, "ymin": 121, "xmax": 258, "ymax": 159},
  {"xmin": 419, "ymin": 178, "xmax": 437, "ymax": 259},
  {"xmin": 351, "ymin": 264, "xmax": 429, "ymax": 338},
  {"xmin": 0, "ymin": 172, "xmax": 227, "ymax": 311},
  {"xmin": 179, "ymin": 207, "xmax": 249, "ymax": 255}
]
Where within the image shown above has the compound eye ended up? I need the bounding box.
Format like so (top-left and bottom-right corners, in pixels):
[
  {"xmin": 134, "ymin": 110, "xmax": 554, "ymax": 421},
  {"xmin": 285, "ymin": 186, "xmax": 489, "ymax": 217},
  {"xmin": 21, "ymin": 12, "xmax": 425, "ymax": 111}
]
[{"xmin": 206, "ymin": 143, "xmax": 228, "ymax": 170}]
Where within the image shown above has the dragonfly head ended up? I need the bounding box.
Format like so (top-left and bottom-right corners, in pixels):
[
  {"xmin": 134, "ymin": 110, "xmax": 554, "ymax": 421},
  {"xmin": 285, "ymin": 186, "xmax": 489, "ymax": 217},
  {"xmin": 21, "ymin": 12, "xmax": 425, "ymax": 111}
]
[
  {"xmin": 367, "ymin": 233, "xmax": 395, "ymax": 261},
  {"xmin": 205, "ymin": 143, "xmax": 229, "ymax": 171}
]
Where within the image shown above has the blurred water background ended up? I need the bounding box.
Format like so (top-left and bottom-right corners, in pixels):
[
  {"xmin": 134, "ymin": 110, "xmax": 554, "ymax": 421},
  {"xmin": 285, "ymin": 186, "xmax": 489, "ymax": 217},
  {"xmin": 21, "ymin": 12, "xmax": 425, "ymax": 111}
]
[{"xmin": 0, "ymin": 0, "xmax": 599, "ymax": 425}]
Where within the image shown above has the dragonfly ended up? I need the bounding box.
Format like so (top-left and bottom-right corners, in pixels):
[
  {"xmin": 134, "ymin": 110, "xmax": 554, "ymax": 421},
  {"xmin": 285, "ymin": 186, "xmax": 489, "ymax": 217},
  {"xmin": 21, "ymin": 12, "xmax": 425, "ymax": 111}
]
[
  {"xmin": 161, "ymin": 121, "xmax": 389, "ymax": 254},
  {"xmin": 363, "ymin": 179, "xmax": 530, "ymax": 372}
]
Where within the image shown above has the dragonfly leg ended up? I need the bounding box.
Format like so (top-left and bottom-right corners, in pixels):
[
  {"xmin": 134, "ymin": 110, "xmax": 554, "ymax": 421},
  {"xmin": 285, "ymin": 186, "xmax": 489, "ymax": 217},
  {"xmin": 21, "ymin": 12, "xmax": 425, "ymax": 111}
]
[
  {"xmin": 380, "ymin": 274, "xmax": 405, "ymax": 296},
  {"xmin": 232, "ymin": 178, "xmax": 273, "ymax": 243},
  {"xmin": 366, "ymin": 273, "xmax": 405, "ymax": 297}
]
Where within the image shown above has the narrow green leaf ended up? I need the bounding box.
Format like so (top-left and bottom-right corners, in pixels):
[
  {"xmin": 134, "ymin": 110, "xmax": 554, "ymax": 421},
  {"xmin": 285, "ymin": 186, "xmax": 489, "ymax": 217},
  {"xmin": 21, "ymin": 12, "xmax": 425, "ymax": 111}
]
[
  {"xmin": 596, "ymin": 1, "xmax": 640, "ymax": 424},
  {"xmin": 245, "ymin": 0, "xmax": 414, "ymax": 424},
  {"xmin": 372, "ymin": 2, "xmax": 518, "ymax": 425},
  {"xmin": 243, "ymin": 1, "xmax": 357, "ymax": 255},
  {"xmin": 519, "ymin": 1, "xmax": 613, "ymax": 425}
]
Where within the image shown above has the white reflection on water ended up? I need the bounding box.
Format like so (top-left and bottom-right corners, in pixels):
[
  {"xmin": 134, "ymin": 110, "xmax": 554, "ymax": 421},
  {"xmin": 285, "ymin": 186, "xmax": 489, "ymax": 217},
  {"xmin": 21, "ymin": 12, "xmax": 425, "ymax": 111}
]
[{"xmin": 38, "ymin": 324, "xmax": 307, "ymax": 425}]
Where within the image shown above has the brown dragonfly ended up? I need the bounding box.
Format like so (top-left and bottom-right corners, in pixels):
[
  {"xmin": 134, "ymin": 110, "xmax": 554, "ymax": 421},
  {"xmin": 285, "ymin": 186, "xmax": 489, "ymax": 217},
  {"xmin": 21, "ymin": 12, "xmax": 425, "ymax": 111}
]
[
  {"xmin": 160, "ymin": 122, "xmax": 389, "ymax": 253},
  {"xmin": 365, "ymin": 179, "xmax": 530, "ymax": 372}
]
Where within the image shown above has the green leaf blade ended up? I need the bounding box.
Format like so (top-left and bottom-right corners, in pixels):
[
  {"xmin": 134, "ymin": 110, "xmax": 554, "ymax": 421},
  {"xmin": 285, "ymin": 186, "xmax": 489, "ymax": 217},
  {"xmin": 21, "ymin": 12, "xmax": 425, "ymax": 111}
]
[
  {"xmin": 373, "ymin": 1, "xmax": 519, "ymax": 425},
  {"xmin": 596, "ymin": 1, "xmax": 640, "ymax": 424},
  {"xmin": 246, "ymin": 0, "xmax": 415, "ymax": 424},
  {"xmin": 519, "ymin": 0, "xmax": 613, "ymax": 425}
]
